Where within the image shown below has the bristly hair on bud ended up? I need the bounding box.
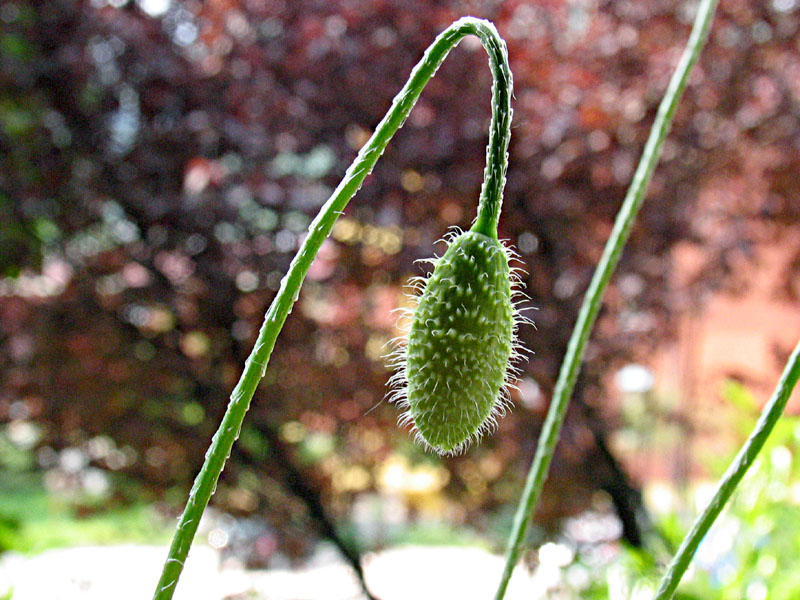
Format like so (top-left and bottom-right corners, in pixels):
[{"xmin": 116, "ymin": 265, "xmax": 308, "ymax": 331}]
[{"xmin": 386, "ymin": 227, "xmax": 531, "ymax": 455}]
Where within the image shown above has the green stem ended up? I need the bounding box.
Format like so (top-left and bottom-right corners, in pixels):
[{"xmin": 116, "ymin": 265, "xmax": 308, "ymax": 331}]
[
  {"xmin": 470, "ymin": 27, "xmax": 512, "ymax": 239},
  {"xmin": 493, "ymin": 1, "xmax": 718, "ymax": 598},
  {"xmin": 152, "ymin": 16, "xmax": 512, "ymax": 600},
  {"xmin": 653, "ymin": 339, "xmax": 800, "ymax": 600}
]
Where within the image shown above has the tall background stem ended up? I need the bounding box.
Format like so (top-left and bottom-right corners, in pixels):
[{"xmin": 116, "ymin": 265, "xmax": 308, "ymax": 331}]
[
  {"xmin": 493, "ymin": 1, "xmax": 719, "ymax": 598},
  {"xmin": 653, "ymin": 340, "xmax": 800, "ymax": 599},
  {"xmin": 152, "ymin": 16, "xmax": 513, "ymax": 600}
]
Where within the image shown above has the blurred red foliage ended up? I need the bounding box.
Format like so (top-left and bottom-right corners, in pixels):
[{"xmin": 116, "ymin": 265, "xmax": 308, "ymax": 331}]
[{"xmin": 2, "ymin": 0, "xmax": 800, "ymax": 556}]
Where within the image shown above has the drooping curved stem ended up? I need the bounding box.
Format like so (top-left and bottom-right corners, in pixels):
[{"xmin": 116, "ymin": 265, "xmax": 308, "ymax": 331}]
[
  {"xmin": 470, "ymin": 28, "xmax": 512, "ymax": 239},
  {"xmin": 152, "ymin": 17, "xmax": 512, "ymax": 600},
  {"xmin": 653, "ymin": 340, "xmax": 800, "ymax": 600},
  {"xmin": 493, "ymin": 1, "xmax": 718, "ymax": 598}
]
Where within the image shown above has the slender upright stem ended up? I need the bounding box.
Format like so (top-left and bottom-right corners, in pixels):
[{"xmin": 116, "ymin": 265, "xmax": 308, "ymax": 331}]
[
  {"xmin": 493, "ymin": 1, "xmax": 719, "ymax": 598},
  {"xmin": 152, "ymin": 17, "xmax": 513, "ymax": 600},
  {"xmin": 653, "ymin": 340, "xmax": 800, "ymax": 600}
]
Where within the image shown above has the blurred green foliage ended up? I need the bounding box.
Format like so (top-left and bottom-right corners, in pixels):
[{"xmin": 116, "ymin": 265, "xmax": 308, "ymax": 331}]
[{"xmin": 571, "ymin": 381, "xmax": 800, "ymax": 599}]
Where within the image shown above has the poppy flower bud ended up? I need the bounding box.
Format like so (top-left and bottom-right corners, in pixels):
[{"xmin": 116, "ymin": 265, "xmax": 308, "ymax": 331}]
[{"xmin": 388, "ymin": 228, "xmax": 528, "ymax": 455}]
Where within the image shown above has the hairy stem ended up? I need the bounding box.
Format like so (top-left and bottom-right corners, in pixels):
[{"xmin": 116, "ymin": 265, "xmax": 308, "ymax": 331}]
[
  {"xmin": 493, "ymin": 1, "xmax": 719, "ymax": 598},
  {"xmin": 152, "ymin": 16, "xmax": 512, "ymax": 600},
  {"xmin": 653, "ymin": 340, "xmax": 800, "ymax": 599}
]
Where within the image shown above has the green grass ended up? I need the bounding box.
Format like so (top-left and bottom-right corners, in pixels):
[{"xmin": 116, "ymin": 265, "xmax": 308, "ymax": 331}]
[
  {"xmin": 389, "ymin": 521, "xmax": 489, "ymax": 549},
  {"xmin": 0, "ymin": 471, "xmax": 171, "ymax": 554}
]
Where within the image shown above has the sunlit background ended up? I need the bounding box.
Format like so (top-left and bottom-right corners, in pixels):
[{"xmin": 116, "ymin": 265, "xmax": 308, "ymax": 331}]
[{"xmin": 2, "ymin": 0, "xmax": 800, "ymax": 598}]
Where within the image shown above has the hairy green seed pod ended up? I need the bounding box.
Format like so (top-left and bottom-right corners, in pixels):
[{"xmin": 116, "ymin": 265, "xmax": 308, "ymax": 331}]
[{"xmin": 388, "ymin": 229, "xmax": 528, "ymax": 455}]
